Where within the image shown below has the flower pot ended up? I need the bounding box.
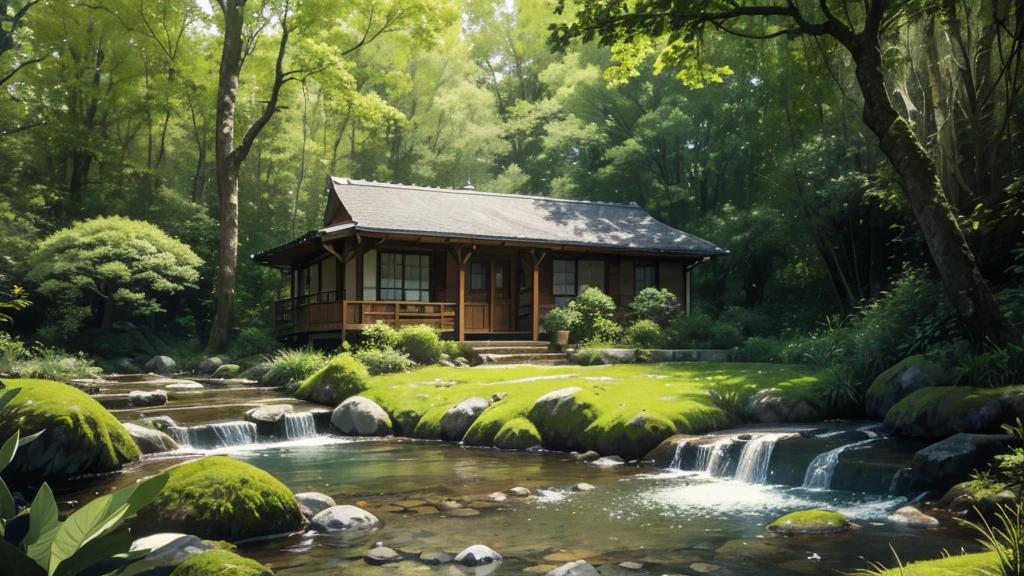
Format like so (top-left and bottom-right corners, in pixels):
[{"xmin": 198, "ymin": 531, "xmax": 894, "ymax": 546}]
[{"xmin": 552, "ymin": 330, "xmax": 570, "ymax": 351}]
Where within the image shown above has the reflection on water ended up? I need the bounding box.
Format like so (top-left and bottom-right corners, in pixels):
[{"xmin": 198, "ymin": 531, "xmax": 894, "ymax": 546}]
[{"xmin": 206, "ymin": 440, "xmax": 983, "ymax": 576}]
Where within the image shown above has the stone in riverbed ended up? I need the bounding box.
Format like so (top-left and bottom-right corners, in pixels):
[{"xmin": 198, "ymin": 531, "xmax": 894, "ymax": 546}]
[
  {"xmin": 689, "ymin": 563, "xmax": 721, "ymax": 574},
  {"xmin": 865, "ymin": 355, "xmax": 949, "ymax": 420},
  {"xmin": 572, "ymin": 483, "xmax": 596, "ymax": 492},
  {"xmin": 139, "ymin": 415, "xmax": 178, "ymax": 432},
  {"xmin": 129, "ymin": 533, "xmax": 215, "ymax": 571},
  {"xmin": 909, "ymin": 433, "xmax": 1012, "ymax": 492},
  {"xmin": 547, "ymin": 560, "xmax": 600, "ymax": 576},
  {"xmin": 591, "ymin": 456, "xmax": 624, "ymax": 467},
  {"xmin": 197, "ymin": 357, "xmax": 225, "ymax": 375},
  {"xmin": 618, "ymin": 562, "xmax": 644, "ymax": 571},
  {"xmin": 440, "ymin": 397, "xmax": 490, "ymax": 441},
  {"xmin": 508, "ymin": 486, "xmax": 532, "ymax": 497},
  {"xmin": 295, "ymin": 492, "xmax": 336, "ymax": 517},
  {"xmin": 364, "ymin": 546, "xmax": 403, "ymax": 565},
  {"xmin": 576, "ymin": 450, "xmax": 601, "ymax": 463},
  {"xmin": 747, "ymin": 388, "xmax": 824, "ymax": 423},
  {"xmin": 766, "ymin": 510, "xmax": 851, "ymax": 535},
  {"xmin": 311, "ymin": 505, "xmax": 380, "ymax": 533},
  {"xmin": 884, "ymin": 387, "xmax": 1022, "ymax": 438},
  {"xmin": 487, "ymin": 492, "xmax": 508, "ymax": 502},
  {"xmin": 163, "ymin": 380, "xmax": 204, "ymax": 391},
  {"xmin": 211, "ymin": 364, "xmax": 240, "ymax": 378},
  {"xmin": 123, "ymin": 423, "xmax": 180, "ymax": 454},
  {"xmin": 144, "ymin": 355, "xmax": 177, "ymax": 375},
  {"xmin": 455, "ymin": 545, "xmax": 503, "ymax": 566},
  {"xmin": 887, "ymin": 506, "xmax": 939, "ymax": 528},
  {"xmin": 245, "ymin": 404, "xmax": 294, "ymax": 436},
  {"xmin": 128, "ymin": 390, "xmax": 167, "ymax": 407},
  {"xmin": 330, "ymin": 396, "xmax": 392, "ymax": 436}
]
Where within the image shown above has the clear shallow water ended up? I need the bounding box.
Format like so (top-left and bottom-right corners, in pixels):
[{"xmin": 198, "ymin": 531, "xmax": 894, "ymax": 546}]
[{"xmin": 197, "ymin": 439, "xmax": 983, "ymax": 576}]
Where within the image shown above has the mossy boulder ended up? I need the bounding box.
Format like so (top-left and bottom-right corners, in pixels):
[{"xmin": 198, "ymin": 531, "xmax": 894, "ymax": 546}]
[
  {"xmin": 883, "ymin": 386, "xmax": 1024, "ymax": 438},
  {"xmin": 493, "ymin": 418, "xmax": 542, "ymax": 450},
  {"xmin": 587, "ymin": 410, "xmax": 676, "ymax": 460},
  {"xmin": 909, "ymin": 433, "xmax": 1012, "ymax": 492},
  {"xmin": 211, "ymin": 364, "xmax": 240, "ymax": 379},
  {"xmin": 137, "ymin": 456, "xmax": 303, "ymax": 541},
  {"xmin": 866, "ymin": 355, "xmax": 950, "ymax": 420},
  {"xmin": 294, "ymin": 353, "xmax": 369, "ymax": 406},
  {"xmin": 527, "ymin": 387, "xmax": 601, "ymax": 452},
  {"xmin": 240, "ymin": 362, "xmax": 273, "ymax": 383},
  {"xmin": 765, "ymin": 510, "xmax": 851, "ymax": 535},
  {"xmin": 0, "ymin": 379, "xmax": 140, "ymax": 482},
  {"xmin": 170, "ymin": 550, "xmax": 273, "ymax": 576},
  {"xmin": 938, "ymin": 479, "xmax": 1017, "ymax": 519}
]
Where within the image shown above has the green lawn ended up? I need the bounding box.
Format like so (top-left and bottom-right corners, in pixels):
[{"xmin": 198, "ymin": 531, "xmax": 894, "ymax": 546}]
[
  {"xmin": 359, "ymin": 362, "xmax": 825, "ymax": 459},
  {"xmin": 870, "ymin": 552, "xmax": 998, "ymax": 575}
]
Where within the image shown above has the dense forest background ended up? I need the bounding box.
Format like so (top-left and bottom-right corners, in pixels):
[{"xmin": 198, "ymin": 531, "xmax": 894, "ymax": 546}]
[{"xmin": 0, "ymin": 0, "xmax": 1022, "ymax": 360}]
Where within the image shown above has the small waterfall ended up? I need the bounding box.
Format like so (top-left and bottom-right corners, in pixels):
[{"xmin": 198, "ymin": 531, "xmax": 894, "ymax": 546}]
[
  {"xmin": 733, "ymin": 434, "xmax": 786, "ymax": 484},
  {"xmin": 283, "ymin": 412, "xmax": 317, "ymax": 439},
  {"xmin": 694, "ymin": 439, "xmax": 732, "ymax": 477},
  {"xmin": 802, "ymin": 438, "xmax": 878, "ymax": 490},
  {"xmin": 888, "ymin": 467, "xmax": 912, "ymax": 494},
  {"xmin": 170, "ymin": 421, "xmax": 258, "ymax": 449}
]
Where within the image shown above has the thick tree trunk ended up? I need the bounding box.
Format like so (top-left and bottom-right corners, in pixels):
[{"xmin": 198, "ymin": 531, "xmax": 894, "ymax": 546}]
[
  {"xmin": 851, "ymin": 38, "xmax": 1017, "ymax": 347},
  {"xmin": 206, "ymin": 0, "xmax": 245, "ymax": 354},
  {"xmin": 101, "ymin": 294, "xmax": 114, "ymax": 330}
]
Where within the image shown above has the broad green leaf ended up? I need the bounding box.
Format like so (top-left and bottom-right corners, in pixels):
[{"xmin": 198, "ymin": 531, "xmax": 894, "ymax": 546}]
[
  {"xmin": 0, "ymin": 430, "xmax": 20, "ymax": 472},
  {"xmin": 0, "ymin": 388, "xmax": 21, "ymax": 413},
  {"xmin": 25, "ymin": 484, "xmax": 61, "ymax": 570},
  {"xmin": 20, "ymin": 430, "xmax": 45, "ymax": 448},
  {"xmin": 0, "ymin": 534, "xmax": 47, "ymax": 576},
  {"xmin": 53, "ymin": 526, "xmax": 135, "ymax": 576},
  {"xmin": 0, "ymin": 476, "xmax": 16, "ymax": 523},
  {"xmin": 48, "ymin": 473, "xmax": 167, "ymax": 576}
]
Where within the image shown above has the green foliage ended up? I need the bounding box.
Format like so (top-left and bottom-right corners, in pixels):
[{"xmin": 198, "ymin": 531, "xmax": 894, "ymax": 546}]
[
  {"xmin": 360, "ymin": 321, "xmax": 400, "ymax": 351},
  {"xmin": 171, "ymin": 549, "xmax": 274, "ymax": 576},
  {"xmin": 567, "ymin": 287, "xmax": 618, "ymax": 344},
  {"xmin": 817, "ymin": 364, "xmax": 862, "ymax": 413},
  {"xmin": 0, "ymin": 333, "xmax": 101, "ymax": 380},
  {"xmin": 262, "ymin": 348, "xmax": 328, "ymax": 387},
  {"xmin": 572, "ymin": 347, "xmax": 608, "ymax": 366},
  {"xmin": 542, "ymin": 307, "xmax": 578, "ymax": 333},
  {"xmin": 998, "ymin": 419, "xmax": 1024, "ymax": 493},
  {"xmin": 624, "ymin": 319, "xmax": 663, "ymax": 349},
  {"xmin": 294, "ymin": 353, "xmax": 369, "ymax": 405},
  {"xmin": 0, "ymin": 283, "xmax": 30, "ymax": 326},
  {"xmin": 354, "ymin": 347, "xmax": 414, "ymax": 376},
  {"xmin": 629, "ymin": 288, "xmax": 679, "ymax": 327},
  {"xmin": 946, "ymin": 343, "xmax": 1024, "ymax": 389},
  {"xmin": 396, "ymin": 325, "xmax": 442, "ymax": 365},
  {"xmin": 25, "ymin": 217, "xmax": 203, "ymax": 339},
  {"xmin": 0, "ymin": 404, "xmax": 168, "ymax": 576},
  {"xmin": 137, "ymin": 456, "xmax": 302, "ymax": 542},
  {"xmin": 664, "ymin": 314, "xmax": 744, "ymax": 350},
  {"xmin": 0, "ymin": 333, "xmax": 30, "ymax": 374},
  {"xmin": 969, "ymin": 501, "xmax": 1024, "ymax": 576},
  {"xmin": 707, "ymin": 381, "xmax": 755, "ymax": 421},
  {"xmin": 228, "ymin": 328, "xmax": 278, "ymax": 360},
  {"xmin": 737, "ymin": 337, "xmax": 783, "ymax": 363}
]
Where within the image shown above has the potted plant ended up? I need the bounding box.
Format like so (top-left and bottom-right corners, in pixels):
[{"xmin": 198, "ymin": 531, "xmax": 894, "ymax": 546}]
[{"xmin": 543, "ymin": 307, "xmax": 577, "ymax": 350}]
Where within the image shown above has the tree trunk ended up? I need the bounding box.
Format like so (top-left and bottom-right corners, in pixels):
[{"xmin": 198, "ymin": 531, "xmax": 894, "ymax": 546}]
[
  {"xmin": 851, "ymin": 38, "xmax": 1017, "ymax": 347},
  {"xmin": 206, "ymin": 0, "xmax": 246, "ymax": 354},
  {"xmin": 101, "ymin": 294, "xmax": 114, "ymax": 330}
]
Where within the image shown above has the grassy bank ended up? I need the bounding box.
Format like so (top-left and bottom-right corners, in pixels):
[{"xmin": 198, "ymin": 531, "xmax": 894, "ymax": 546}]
[
  {"xmin": 359, "ymin": 362, "xmax": 825, "ymax": 458},
  {"xmin": 871, "ymin": 552, "xmax": 998, "ymax": 575}
]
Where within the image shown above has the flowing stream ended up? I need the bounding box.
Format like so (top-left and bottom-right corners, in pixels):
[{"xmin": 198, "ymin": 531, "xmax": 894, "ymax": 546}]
[
  {"xmin": 802, "ymin": 438, "xmax": 878, "ymax": 489},
  {"xmin": 282, "ymin": 412, "xmax": 317, "ymax": 439},
  {"xmin": 733, "ymin": 433, "xmax": 788, "ymax": 484},
  {"xmin": 169, "ymin": 421, "xmax": 258, "ymax": 449}
]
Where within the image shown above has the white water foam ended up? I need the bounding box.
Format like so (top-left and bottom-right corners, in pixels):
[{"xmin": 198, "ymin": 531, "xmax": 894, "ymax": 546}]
[{"xmin": 802, "ymin": 438, "xmax": 878, "ymax": 490}]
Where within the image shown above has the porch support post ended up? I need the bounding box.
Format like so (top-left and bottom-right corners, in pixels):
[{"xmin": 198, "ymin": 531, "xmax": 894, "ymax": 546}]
[
  {"xmin": 530, "ymin": 249, "xmax": 547, "ymax": 342},
  {"xmin": 355, "ymin": 238, "xmax": 365, "ymax": 302},
  {"xmin": 685, "ymin": 268, "xmax": 692, "ymax": 317}
]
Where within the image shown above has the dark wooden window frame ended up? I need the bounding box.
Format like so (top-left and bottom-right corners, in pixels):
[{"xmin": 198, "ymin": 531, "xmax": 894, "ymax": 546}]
[
  {"xmin": 377, "ymin": 250, "xmax": 433, "ymax": 302},
  {"xmin": 469, "ymin": 261, "xmax": 489, "ymax": 293},
  {"xmin": 634, "ymin": 263, "xmax": 659, "ymax": 294}
]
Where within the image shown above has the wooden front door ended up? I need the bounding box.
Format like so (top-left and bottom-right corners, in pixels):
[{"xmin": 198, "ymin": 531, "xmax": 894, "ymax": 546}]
[{"xmin": 463, "ymin": 257, "xmax": 514, "ymax": 333}]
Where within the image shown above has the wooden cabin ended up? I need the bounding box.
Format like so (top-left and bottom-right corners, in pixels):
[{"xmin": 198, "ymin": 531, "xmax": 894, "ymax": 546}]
[{"xmin": 252, "ymin": 177, "xmax": 728, "ymax": 344}]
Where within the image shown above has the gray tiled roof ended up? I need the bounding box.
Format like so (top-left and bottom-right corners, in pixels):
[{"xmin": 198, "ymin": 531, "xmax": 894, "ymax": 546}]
[{"xmin": 327, "ymin": 178, "xmax": 727, "ymax": 256}]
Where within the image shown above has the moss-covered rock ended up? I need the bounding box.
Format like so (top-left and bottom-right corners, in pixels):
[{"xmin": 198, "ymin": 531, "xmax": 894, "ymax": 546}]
[
  {"xmin": 866, "ymin": 355, "xmax": 949, "ymax": 420},
  {"xmin": 883, "ymin": 386, "xmax": 1023, "ymax": 438},
  {"xmin": 765, "ymin": 510, "xmax": 850, "ymax": 535},
  {"xmin": 587, "ymin": 410, "xmax": 676, "ymax": 460},
  {"xmin": 937, "ymin": 479, "xmax": 1016, "ymax": 519},
  {"xmin": 211, "ymin": 364, "xmax": 240, "ymax": 378},
  {"xmin": 494, "ymin": 418, "xmax": 542, "ymax": 450},
  {"xmin": 643, "ymin": 435, "xmax": 695, "ymax": 468},
  {"xmin": 294, "ymin": 353, "xmax": 369, "ymax": 406},
  {"xmin": 0, "ymin": 378, "xmax": 139, "ymax": 482},
  {"xmin": 527, "ymin": 387, "xmax": 600, "ymax": 452},
  {"xmin": 170, "ymin": 550, "xmax": 273, "ymax": 576},
  {"xmin": 137, "ymin": 456, "xmax": 303, "ymax": 541},
  {"xmin": 240, "ymin": 362, "xmax": 273, "ymax": 383}
]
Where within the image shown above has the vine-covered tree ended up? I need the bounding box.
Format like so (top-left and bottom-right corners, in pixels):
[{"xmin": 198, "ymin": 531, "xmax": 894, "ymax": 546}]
[{"xmin": 25, "ymin": 217, "xmax": 202, "ymax": 336}]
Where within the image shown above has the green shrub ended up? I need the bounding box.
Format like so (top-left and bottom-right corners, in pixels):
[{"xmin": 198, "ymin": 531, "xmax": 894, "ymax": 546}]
[
  {"xmin": 397, "ymin": 324, "xmax": 443, "ymax": 364},
  {"xmin": 361, "ymin": 321, "xmax": 400, "ymax": 350},
  {"xmin": 708, "ymin": 381, "xmax": 756, "ymax": 421},
  {"xmin": 572, "ymin": 346, "xmax": 608, "ymax": 366},
  {"xmin": 625, "ymin": 319, "xmax": 663, "ymax": 348},
  {"xmin": 230, "ymin": 327, "xmax": 278, "ymax": 358},
  {"xmin": 0, "ymin": 333, "xmax": 101, "ymax": 379},
  {"xmin": 355, "ymin": 347, "xmax": 414, "ymax": 375},
  {"xmin": 664, "ymin": 314, "xmax": 744, "ymax": 349},
  {"xmin": 0, "ymin": 332, "xmax": 30, "ymax": 373},
  {"xmin": 294, "ymin": 353, "xmax": 370, "ymax": 405},
  {"xmin": 738, "ymin": 337, "xmax": 783, "ymax": 362},
  {"xmin": 542, "ymin": 307, "xmax": 578, "ymax": 332},
  {"xmin": 262, "ymin": 347, "xmax": 328, "ymax": 387},
  {"xmin": 629, "ymin": 288, "xmax": 679, "ymax": 327},
  {"xmin": 567, "ymin": 287, "xmax": 618, "ymax": 344},
  {"xmin": 948, "ymin": 343, "xmax": 1024, "ymax": 389}
]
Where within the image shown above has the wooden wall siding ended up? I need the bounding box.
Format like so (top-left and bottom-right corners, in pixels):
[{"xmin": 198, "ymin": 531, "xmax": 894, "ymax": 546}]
[
  {"xmin": 659, "ymin": 261, "xmax": 684, "ymax": 304},
  {"xmin": 363, "ymin": 249, "xmax": 378, "ymax": 300}
]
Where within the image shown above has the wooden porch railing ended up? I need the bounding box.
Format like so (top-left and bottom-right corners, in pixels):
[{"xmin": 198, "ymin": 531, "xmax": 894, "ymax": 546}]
[{"xmin": 274, "ymin": 299, "xmax": 456, "ymax": 337}]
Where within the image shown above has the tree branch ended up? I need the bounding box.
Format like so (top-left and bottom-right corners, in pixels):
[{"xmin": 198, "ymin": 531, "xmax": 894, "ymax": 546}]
[
  {"xmin": 233, "ymin": 6, "xmax": 291, "ymax": 166},
  {"xmin": 0, "ymin": 55, "xmax": 44, "ymax": 87}
]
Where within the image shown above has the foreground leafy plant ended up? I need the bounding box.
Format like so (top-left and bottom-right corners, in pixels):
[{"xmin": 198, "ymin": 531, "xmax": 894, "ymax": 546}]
[
  {"xmin": 971, "ymin": 502, "xmax": 1024, "ymax": 576},
  {"xmin": 0, "ymin": 388, "xmax": 169, "ymax": 575}
]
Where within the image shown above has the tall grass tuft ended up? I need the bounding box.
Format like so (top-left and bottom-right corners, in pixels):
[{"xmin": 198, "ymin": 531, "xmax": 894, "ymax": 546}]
[{"xmin": 262, "ymin": 348, "xmax": 329, "ymax": 387}]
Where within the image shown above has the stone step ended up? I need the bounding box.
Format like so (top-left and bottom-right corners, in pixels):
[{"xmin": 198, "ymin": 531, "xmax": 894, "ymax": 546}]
[
  {"xmin": 478, "ymin": 352, "xmax": 570, "ymax": 366},
  {"xmin": 471, "ymin": 345, "xmax": 552, "ymax": 355}
]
